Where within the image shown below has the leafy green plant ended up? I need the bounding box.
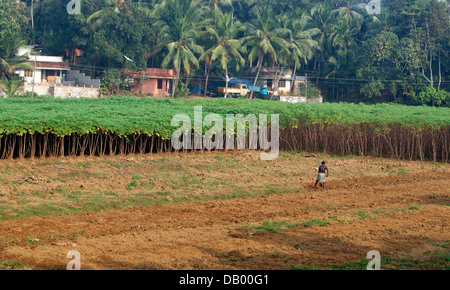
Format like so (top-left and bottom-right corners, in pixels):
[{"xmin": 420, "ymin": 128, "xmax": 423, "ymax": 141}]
[
  {"xmin": 25, "ymin": 237, "xmax": 38, "ymax": 245},
  {"xmin": 174, "ymin": 81, "xmax": 191, "ymax": 98},
  {"xmin": 243, "ymin": 220, "xmax": 299, "ymax": 235},
  {"xmin": 0, "ymin": 77, "xmax": 23, "ymax": 98},
  {"xmin": 302, "ymin": 218, "xmax": 330, "ymax": 227},
  {"xmin": 99, "ymin": 70, "xmax": 133, "ymax": 95},
  {"xmin": 414, "ymin": 86, "xmax": 450, "ymax": 107}
]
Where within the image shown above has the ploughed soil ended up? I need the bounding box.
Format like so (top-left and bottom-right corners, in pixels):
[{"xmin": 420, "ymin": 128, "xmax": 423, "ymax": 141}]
[{"xmin": 0, "ymin": 151, "xmax": 448, "ymax": 270}]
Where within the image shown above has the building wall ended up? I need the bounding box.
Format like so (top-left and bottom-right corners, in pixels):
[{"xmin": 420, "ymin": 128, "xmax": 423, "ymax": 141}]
[
  {"xmin": 263, "ymin": 79, "xmax": 292, "ymax": 96},
  {"xmin": 134, "ymin": 78, "xmax": 170, "ymax": 96},
  {"xmin": 280, "ymin": 96, "xmax": 323, "ymax": 103},
  {"xmin": 17, "ymin": 69, "xmax": 64, "ymax": 84},
  {"xmin": 50, "ymin": 85, "xmax": 100, "ymax": 98},
  {"xmin": 23, "ymin": 83, "xmax": 51, "ymax": 95},
  {"xmin": 29, "ymin": 55, "xmax": 65, "ymax": 63},
  {"xmin": 17, "ymin": 69, "xmax": 42, "ymax": 84},
  {"xmin": 22, "ymin": 83, "xmax": 99, "ymax": 98}
]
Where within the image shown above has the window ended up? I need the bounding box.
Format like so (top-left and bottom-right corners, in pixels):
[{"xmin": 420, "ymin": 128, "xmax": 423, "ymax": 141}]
[
  {"xmin": 24, "ymin": 70, "xmax": 33, "ymax": 77},
  {"xmin": 279, "ymin": 80, "xmax": 286, "ymax": 88},
  {"xmin": 157, "ymin": 79, "xmax": 163, "ymax": 90}
]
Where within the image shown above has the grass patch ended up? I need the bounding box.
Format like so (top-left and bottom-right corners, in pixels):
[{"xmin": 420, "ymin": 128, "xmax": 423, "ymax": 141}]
[
  {"xmin": 0, "ymin": 260, "xmax": 32, "ymax": 270},
  {"xmin": 25, "ymin": 236, "xmax": 39, "ymax": 245},
  {"xmin": 382, "ymin": 249, "xmax": 450, "ymax": 270},
  {"xmin": 243, "ymin": 220, "xmax": 299, "ymax": 235},
  {"xmin": 242, "ymin": 205, "xmax": 424, "ymax": 236},
  {"xmin": 0, "ymin": 183, "xmax": 297, "ymax": 220},
  {"xmin": 354, "ymin": 210, "xmax": 372, "ymax": 220},
  {"xmin": 287, "ymin": 241, "xmax": 450, "ymax": 270},
  {"xmin": 302, "ymin": 218, "xmax": 330, "ymax": 227}
]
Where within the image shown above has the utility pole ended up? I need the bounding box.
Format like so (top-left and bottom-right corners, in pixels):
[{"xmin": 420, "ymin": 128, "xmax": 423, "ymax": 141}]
[
  {"xmin": 31, "ymin": 0, "xmax": 34, "ymax": 45},
  {"xmin": 305, "ymin": 73, "xmax": 308, "ymax": 98},
  {"xmin": 32, "ymin": 55, "xmax": 36, "ymax": 96}
]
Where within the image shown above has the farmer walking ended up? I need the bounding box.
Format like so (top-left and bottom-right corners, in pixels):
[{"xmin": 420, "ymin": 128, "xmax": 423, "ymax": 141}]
[{"xmin": 314, "ymin": 161, "xmax": 329, "ymax": 190}]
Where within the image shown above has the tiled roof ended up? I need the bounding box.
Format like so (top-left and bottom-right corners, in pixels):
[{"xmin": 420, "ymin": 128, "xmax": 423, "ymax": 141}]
[
  {"xmin": 27, "ymin": 61, "xmax": 71, "ymax": 70},
  {"xmin": 123, "ymin": 68, "xmax": 174, "ymax": 79}
]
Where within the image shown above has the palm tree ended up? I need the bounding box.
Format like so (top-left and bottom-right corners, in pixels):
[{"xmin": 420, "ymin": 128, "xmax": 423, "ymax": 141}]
[
  {"xmin": 159, "ymin": 0, "xmax": 205, "ymax": 98},
  {"xmin": 364, "ymin": 7, "xmax": 401, "ymax": 39},
  {"xmin": 86, "ymin": 0, "xmax": 125, "ymax": 30},
  {"xmin": 330, "ymin": 3, "xmax": 365, "ymax": 29},
  {"xmin": 277, "ymin": 11, "xmax": 319, "ymax": 93},
  {"xmin": 242, "ymin": 6, "xmax": 290, "ymax": 99},
  {"xmin": 231, "ymin": 0, "xmax": 257, "ymax": 24},
  {"xmin": 326, "ymin": 16, "xmax": 360, "ymax": 100},
  {"xmin": 0, "ymin": 77, "xmax": 23, "ymax": 98},
  {"xmin": 208, "ymin": 0, "xmax": 234, "ymax": 21},
  {"xmin": 311, "ymin": 4, "xmax": 333, "ymax": 84},
  {"xmin": 0, "ymin": 33, "xmax": 33, "ymax": 98},
  {"xmin": 329, "ymin": 17, "xmax": 359, "ymax": 55},
  {"xmin": 200, "ymin": 13, "xmax": 245, "ymax": 97},
  {"xmin": 0, "ymin": 33, "xmax": 34, "ymax": 80},
  {"xmin": 87, "ymin": 0, "xmax": 165, "ymax": 30}
]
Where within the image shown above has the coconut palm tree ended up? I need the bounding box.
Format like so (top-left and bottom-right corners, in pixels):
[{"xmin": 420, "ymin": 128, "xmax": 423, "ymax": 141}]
[
  {"xmin": 329, "ymin": 17, "xmax": 359, "ymax": 55},
  {"xmin": 242, "ymin": 6, "xmax": 290, "ymax": 99},
  {"xmin": 277, "ymin": 11, "xmax": 319, "ymax": 93},
  {"xmin": 326, "ymin": 16, "xmax": 360, "ymax": 97},
  {"xmin": 200, "ymin": 13, "xmax": 246, "ymax": 97},
  {"xmin": 87, "ymin": 0, "xmax": 165, "ymax": 30},
  {"xmin": 159, "ymin": 0, "xmax": 205, "ymax": 98},
  {"xmin": 0, "ymin": 77, "xmax": 23, "ymax": 98},
  {"xmin": 330, "ymin": 2, "xmax": 365, "ymax": 29},
  {"xmin": 208, "ymin": 0, "xmax": 234, "ymax": 21},
  {"xmin": 0, "ymin": 33, "xmax": 33, "ymax": 98},
  {"xmin": 231, "ymin": 0, "xmax": 257, "ymax": 24},
  {"xmin": 0, "ymin": 33, "xmax": 33, "ymax": 80},
  {"xmin": 86, "ymin": 0, "xmax": 125, "ymax": 30},
  {"xmin": 311, "ymin": 3, "xmax": 334, "ymax": 84}
]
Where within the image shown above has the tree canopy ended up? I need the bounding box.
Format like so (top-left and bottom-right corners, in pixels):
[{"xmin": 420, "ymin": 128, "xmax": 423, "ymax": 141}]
[{"xmin": 1, "ymin": 0, "xmax": 449, "ymax": 105}]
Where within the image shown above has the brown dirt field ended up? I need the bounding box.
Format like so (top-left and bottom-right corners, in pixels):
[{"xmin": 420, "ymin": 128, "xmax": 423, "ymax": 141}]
[{"xmin": 0, "ymin": 151, "xmax": 448, "ymax": 270}]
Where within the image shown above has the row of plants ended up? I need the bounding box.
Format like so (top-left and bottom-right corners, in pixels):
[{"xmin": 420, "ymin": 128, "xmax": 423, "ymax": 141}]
[
  {"xmin": 1, "ymin": 96, "xmax": 449, "ymax": 135},
  {"xmin": 0, "ymin": 97, "xmax": 448, "ymax": 161}
]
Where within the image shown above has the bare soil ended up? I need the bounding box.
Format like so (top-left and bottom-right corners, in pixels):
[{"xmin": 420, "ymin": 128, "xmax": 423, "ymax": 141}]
[{"xmin": 0, "ymin": 151, "xmax": 448, "ymax": 270}]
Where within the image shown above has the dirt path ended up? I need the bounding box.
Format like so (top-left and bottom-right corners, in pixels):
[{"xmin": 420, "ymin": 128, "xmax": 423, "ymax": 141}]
[{"xmin": 0, "ymin": 169, "xmax": 448, "ymax": 270}]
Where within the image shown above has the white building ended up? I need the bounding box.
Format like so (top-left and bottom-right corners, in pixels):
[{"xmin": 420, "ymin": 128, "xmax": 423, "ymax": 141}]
[
  {"xmin": 250, "ymin": 67, "xmax": 307, "ymax": 96},
  {"xmin": 16, "ymin": 46, "xmax": 70, "ymax": 85},
  {"xmin": 14, "ymin": 46, "xmax": 100, "ymax": 98}
]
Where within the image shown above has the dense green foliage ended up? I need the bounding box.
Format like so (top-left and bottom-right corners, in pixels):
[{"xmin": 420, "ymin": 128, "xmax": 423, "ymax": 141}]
[
  {"xmin": 0, "ymin": 97, "xmax": 448, "ymax": 138},
  {"xmin": 0, "ymin": 97, "xmax": 447, "ymax": 161},
  {"xmin": 1, "ymin": 0, "xmax": 449, "ymax": 105}
]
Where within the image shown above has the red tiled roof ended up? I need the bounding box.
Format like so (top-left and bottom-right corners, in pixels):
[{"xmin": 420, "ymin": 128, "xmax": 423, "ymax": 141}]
[
  {"xmin": 123, "ymin": 68, "xmax": 174, "ymax": 79},
  {"xmin": 27, "ymin": 61, "xmax": 70, "ymax": 70}
]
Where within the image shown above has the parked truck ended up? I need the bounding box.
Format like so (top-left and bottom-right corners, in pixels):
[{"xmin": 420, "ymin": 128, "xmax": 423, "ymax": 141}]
[{"xmin": 218, "ymin": 83, "xmax": 250, "ymax": 97}]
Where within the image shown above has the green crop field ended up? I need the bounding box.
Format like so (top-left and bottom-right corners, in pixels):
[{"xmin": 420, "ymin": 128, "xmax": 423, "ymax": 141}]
[
  {"xmin": 0, "ymin": 96, "xmax": 449, "ymax": 161},
  {"xmin": 0, "ymin": 96, "xmax": 448, "ymax": 137}
]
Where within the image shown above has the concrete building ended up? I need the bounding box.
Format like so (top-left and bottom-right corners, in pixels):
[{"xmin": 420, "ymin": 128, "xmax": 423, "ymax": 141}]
[
  {"xmin": 250, "ymin": 67, "xmax": 308, "ymax": 96},
  {"xmin": 16, "ymin": 45, "xmax": 71, "ymax": 87},
  {"xmin": 123, "ymin": 68, "xmax": 175, "ymax": 96},
  {"xmin": 15, "ymin": 45, "xmax": 100, "ymax": 98}
]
